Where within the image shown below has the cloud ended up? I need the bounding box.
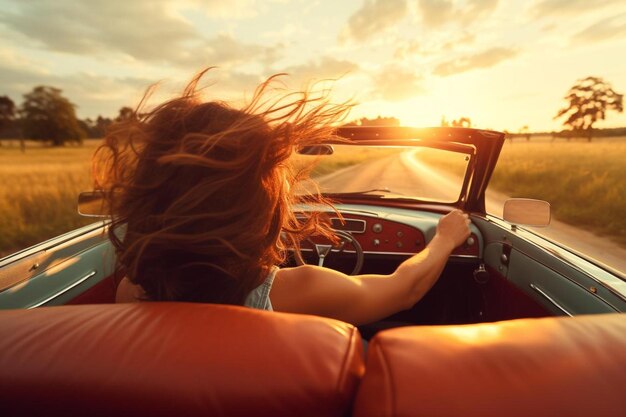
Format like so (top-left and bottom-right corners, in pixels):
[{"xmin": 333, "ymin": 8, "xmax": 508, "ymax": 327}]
[
  {"xmin": 571, "ymin": 13, "xmax": 626, "ymax": 45},
  {"xmin": 0, "ymin": 67, "xmax": 152, "ymax": 119},
  {"xmin": 417, "ymin": 0, "xmax": 498, "ymax": 28},
  {"xmin": 191, "ymin": 0, "xmax": 259, "ymax": 19},
  {"xmin": 393, "ymin": 40, "xmax": 421, "ymax": 59},
  {"xmin": 0, "ymin": 54, "xmax": 270, "ymax": 118},
  {"xmin": 0, "ymin": 0, "xmax": 283, "ymax": 68},
  {"xmin": 340, "ymin": 0, "xmax": 408, "ymax": 43},
  {"xmin": 531, "ymin": 0, "xmax": 624, "ymax": 17},
  {"xmin": 464, "ymin": 0, "xmax": 499, "ymax": 20},
  {"xmin": 197, "ymin": 34, "xmax": 284, "ymax": 68},
  {"xmin": 196, "ymin": 70, "xmax": 266, "ymax": 100},
  {"xmin": 433, "ymin": 47, "xmax": 518, "ymax": 76},
  {"xmin": 0, "ymin": 1, "xmax": 195, "ymax": 60},
  {"xmin": 441, "ymin": 32, "xmax": 476, "ymax": 51},
  {"xmin": 418, "ymin": 0, "xmax": 454, "ymax": 28},
  {"xmin": 371, "ymin": 65, "xmax": 423, "ymax": 101},
  {"xmin": 282, "ymin": 56, "xmax": 359, "ymax": 83}
]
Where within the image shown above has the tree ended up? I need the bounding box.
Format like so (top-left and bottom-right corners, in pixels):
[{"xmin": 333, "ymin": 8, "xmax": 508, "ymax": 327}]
[
  {"xmin": 451, "ymin": 117, "xmax": 471, "ymax": 128},
  {"xmin": 20, "ymin": 86, "xmax": 85, "ymax": 146},
  {"xmin": 554, "ymin": 76, "xmax": 623, "ymax": 141},
  {"xmin": 441, "ymin": 116, "xmax": 473, "ymax": 128},
  {"xmin": 78, "ymin": 117, "xmax": 97, "ymax": 138},
  {"xmin": 0, "ymin": 95, "xmax": 15, "ymax": 132},
  {"xmin": 345, "ymin": 116, "xmax": 400, "ymax": 127},
  {"xmin": 116, "ymin": 106, "xmax": 135, "ymax": 122},
  {"xmin": 95, "ymin": 115, "xmax": 113, "ymax": 137},
  {"xmin": 519, "ymin": 125, "xmax": 531, "ymax": 141},
  {"xmin": 0, "ymin": 96, "xmax": 19, "ymax": 149}
]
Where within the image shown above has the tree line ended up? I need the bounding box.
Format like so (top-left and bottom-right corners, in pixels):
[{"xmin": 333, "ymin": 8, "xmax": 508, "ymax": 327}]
[
  {"xmin": 0, "ymin": 86, "xmax": 134, "ymax": 148},
  {"xmin": 0, "ymin": 76, "xmax": 623, "ymax": 147}
]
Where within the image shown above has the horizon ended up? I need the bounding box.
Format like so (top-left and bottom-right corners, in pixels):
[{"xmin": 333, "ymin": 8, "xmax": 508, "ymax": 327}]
[{"xmin": 1, "ymin": 0, "xmax": 625, "ymax": 132}]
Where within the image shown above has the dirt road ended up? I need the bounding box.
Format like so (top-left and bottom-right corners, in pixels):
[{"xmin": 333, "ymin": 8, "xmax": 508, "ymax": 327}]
[{"xmin": 316, "ymin": 150, "xmax": 626, "ymax": 274}]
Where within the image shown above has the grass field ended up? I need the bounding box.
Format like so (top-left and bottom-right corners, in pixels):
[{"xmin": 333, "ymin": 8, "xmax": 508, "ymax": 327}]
[
  {"xmin": 490, "ymin": 137, "xmax": 626, "ymax": 245},
  {"xmin": 1, "ymin": 137, "xmax": 625, "ymax": 256},
  {"xmin": 0, "ymin": 140, "xmax": 99, "ymax": 257}
]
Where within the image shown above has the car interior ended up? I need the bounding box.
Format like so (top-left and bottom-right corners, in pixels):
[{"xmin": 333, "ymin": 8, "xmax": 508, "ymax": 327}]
[
  {"xmin": 1, "ymin": 127, "xmax": 625, "ymax": 415},
  {"xmin": 2, "ymin": 203, "xmax": 625, "ymax": 416}
]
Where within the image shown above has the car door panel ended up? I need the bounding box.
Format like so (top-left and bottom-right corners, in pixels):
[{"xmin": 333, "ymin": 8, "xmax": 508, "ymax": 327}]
[
  {"xmin": 476, "ymin": 215, "xmax": 625, "ymax": 316},
  {"xmin": 0, "ymin": 225, "xmax": 115, "ymax": 310}
]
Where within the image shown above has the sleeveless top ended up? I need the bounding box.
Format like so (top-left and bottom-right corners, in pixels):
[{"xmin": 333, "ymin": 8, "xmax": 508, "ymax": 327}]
[
  {"xmin": 241, "ymin": 266, "xmax": 368, "ymax": 352},
  {"xmin": 243, "ymin": 266, "xmax": 278, "ymax": 311}
]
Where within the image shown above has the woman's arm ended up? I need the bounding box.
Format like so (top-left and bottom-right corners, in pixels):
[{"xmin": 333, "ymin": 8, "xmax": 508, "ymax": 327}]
[{"xmin": 270, "ymin": 210, "xmax": 470, "ymax": 325}]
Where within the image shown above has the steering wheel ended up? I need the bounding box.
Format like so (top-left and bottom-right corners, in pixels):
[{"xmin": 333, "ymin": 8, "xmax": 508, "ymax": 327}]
[{"xmin": 295, "ymin": 230, "xmax": 364, "ymax": 275}]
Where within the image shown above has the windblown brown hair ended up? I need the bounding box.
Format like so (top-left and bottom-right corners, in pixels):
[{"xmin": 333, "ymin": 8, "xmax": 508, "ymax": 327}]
[{"xmin": 93, "ymin": 69, "xmax": 351, "ymax": 305}]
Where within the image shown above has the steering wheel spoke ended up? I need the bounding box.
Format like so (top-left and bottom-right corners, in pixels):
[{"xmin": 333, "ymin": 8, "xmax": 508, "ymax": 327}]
[{"xmin": 295, "ymin": 230, "xmax": 363, "ymax": 275}]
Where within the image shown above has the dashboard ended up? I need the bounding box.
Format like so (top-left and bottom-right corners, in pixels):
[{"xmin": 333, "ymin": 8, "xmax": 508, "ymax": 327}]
[{"xmin": 298, "ymin": 203, "xmax": 482, "ymax": 260}]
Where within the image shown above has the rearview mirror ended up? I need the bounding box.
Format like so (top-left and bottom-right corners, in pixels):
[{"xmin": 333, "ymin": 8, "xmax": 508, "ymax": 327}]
[
  {"xmin": 296, "ymin": 144, "xmax": 334, "ymax": 155},
  {"xmin": 78, "ymin": 191, "xmax": 110, "ymax": 217},
  {"xmin": 503, "ymin": 198, "xmax": 550, "ymax": 227}
]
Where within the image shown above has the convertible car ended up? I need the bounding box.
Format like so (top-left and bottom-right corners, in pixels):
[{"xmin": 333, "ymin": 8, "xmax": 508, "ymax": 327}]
[{"xmin": 0, "ymin": 126, "xmax": 625, "ymax": 416}]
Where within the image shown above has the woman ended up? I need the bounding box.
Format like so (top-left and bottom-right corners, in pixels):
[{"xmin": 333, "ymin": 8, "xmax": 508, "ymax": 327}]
[{"xmin": 98, "ymin": 70, "xmax": 470, "ymax": 326}]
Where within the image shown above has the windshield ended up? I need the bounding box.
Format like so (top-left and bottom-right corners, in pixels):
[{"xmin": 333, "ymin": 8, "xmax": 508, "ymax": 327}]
[{"xmin": 294, "ymin": 144, "xmax": 471, "ymax": 204}]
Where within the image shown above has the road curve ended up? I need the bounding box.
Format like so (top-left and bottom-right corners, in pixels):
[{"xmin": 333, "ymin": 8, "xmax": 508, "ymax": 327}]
[
  {"xmin": 316, "ymin": 150, "xmax": 460, "ymax": 202},
  {"xmin": 314, "ymin": 150, "xmax": 626, "ymax": 274}
]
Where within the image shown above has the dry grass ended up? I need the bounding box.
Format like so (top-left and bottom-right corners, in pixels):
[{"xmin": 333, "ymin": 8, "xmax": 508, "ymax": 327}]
[
  {"xmin": 0, "ymin": 140, "xmax": 100, "ymax": 257},
  {"xmin": 490, "ymin": 137, "xmax": 626, "ymax": 245}
]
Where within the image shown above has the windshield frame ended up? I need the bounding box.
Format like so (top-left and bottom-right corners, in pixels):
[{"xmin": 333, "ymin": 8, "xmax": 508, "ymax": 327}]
[{"xmin": 328, "ymin": 126, "xmax": 506, "ymax": 213}]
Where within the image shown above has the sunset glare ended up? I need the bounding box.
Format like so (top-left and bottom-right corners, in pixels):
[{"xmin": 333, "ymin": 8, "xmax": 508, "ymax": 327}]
[{"xmin": 1, "ymin": 0, "xmax": 625, "ymax": 131}]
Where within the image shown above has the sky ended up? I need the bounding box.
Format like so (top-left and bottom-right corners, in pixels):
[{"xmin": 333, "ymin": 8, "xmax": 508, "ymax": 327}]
[{"xmin": 1, "ymin": 0, "xmax": 625, "ymax": 132}]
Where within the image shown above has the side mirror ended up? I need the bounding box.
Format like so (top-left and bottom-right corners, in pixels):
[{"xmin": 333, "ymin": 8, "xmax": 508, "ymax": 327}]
[
  {"xmin": 78, "ymin": 191, "xmax": 110, "ymax": 217},
  {"xmin": 503, "ymin": 198, "xmax": 551, "ymax": 227}
]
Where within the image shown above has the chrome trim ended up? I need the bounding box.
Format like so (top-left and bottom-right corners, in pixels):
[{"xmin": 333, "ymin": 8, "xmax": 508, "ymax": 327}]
[
  {"xmin": 28, "ymin": 271, "xmax": 97, "ymax": 309},
  {"xmin": 300, "ymin": 248, "xmax": 417, "ymax": 256},
  {"xmin": 529, "ymin": 283, "xmax": 573, "ymax": 317},
  {"xmin": 0, "ymin": 221, "xmax": 108, "ymax": 267},
  {"xmin": 361, "ymin": 251, "xmax": 418, "ymax": 256},
  {"xmin": 329, "ymin": 209, "xmax": 380, "ymax": 217},
  {"xmin": 295, "ymin": 209, "xmax": 380, "ymax": 220},
  {"xmin": 298, "ymin": 248, "xmax": 478, "ymax": 258},
  {"xmin": 449, "ymin": 254, "xmax": 480, "ymax": 259}
]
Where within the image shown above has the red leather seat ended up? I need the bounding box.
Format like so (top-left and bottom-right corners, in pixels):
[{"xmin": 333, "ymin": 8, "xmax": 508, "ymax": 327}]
[
  {"xmin": 0, "ymin": 303, "xmax": 364, "ymax": 417},
  {"xmin": 354, "ymin": 314, "xmax": 626, "ymax": 417}
]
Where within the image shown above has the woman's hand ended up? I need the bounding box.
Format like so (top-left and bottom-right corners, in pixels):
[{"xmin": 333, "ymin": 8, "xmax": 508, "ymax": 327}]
[{"xmin": 435, "ymin": 209, "xmax": 471, "ymax": 251}]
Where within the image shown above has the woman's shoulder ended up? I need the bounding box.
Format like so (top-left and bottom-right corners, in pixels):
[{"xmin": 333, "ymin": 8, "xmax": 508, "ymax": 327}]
[
  {"xmin": 274, "ymin": 264, "xmax": 317, "ymax": 281},
  {"xmin": 115, "ymin": 277, "xmax": 145, "ymax": 303}
]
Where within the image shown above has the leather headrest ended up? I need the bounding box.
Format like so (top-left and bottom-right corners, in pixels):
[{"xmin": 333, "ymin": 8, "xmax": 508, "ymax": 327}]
[
  {"xmin": 354, "ymin": 314, "xmax": 626, "ymax": 417},
  {"xmin": 0, "ymin": 303, "xmax": 364, "ymax": 417}
]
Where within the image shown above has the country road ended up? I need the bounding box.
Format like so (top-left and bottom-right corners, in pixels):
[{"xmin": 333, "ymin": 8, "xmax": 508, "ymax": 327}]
[
  {"xmin": 315, "ymin": 149, "xmax": 626, "ymax": 274},
  {"xmin": 316, "ymin": 150, "xmax": 460, "ymax": 201}
]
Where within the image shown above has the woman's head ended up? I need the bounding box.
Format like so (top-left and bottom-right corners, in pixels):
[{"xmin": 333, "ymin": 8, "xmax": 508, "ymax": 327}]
[{"xmin": 94, "ymin": 70, "xmax": 350, "ymax": 304}]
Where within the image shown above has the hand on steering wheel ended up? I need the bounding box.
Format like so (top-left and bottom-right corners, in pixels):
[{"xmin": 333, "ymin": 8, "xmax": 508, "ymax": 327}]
[{"xmin": 294, "ymin": 230, "xmax": 364, "ymax": 275}]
